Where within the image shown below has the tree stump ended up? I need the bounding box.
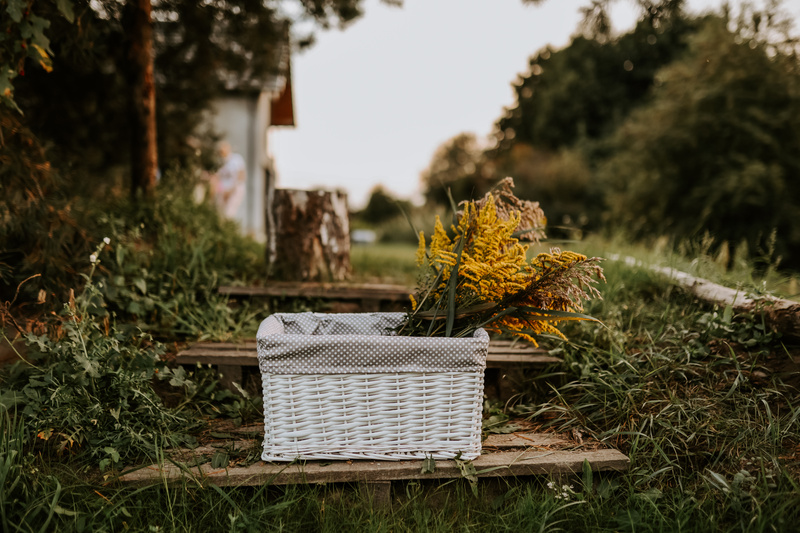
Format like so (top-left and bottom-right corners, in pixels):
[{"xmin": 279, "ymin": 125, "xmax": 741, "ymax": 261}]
[{"xmin": 269, "ymin": 189, "xmax": 351, "ymax": 281}]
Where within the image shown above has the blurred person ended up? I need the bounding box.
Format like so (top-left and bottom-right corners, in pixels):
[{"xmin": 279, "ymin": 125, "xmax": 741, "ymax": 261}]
[{"xmin": 212, "ymin": 141, "xmax": 246, "ymax": 218}]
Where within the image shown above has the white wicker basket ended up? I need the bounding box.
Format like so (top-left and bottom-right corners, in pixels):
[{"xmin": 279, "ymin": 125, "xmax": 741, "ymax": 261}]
[{"xmin": 256, "ymin": 312, "xmax": 488, "ymax": 462}]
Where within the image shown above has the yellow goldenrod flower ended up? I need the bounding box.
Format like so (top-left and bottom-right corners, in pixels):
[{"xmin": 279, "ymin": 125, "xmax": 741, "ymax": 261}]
[
  {"xmin": 415, "ymin": 231, "xmax": 426, "ymax": 266},
  {"xmin": 404, "ymin": 178, "xmax": 603, "ymax": 343}
]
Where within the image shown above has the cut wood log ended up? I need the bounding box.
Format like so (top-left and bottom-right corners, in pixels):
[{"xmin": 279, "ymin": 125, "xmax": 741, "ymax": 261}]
[
  {"xmin": 611, "ymin": 254, "xmax": 800, "ymax": 339},
  {"xmin": 270, "ymin": 189, "xmax": 351, "ymax": 282}
]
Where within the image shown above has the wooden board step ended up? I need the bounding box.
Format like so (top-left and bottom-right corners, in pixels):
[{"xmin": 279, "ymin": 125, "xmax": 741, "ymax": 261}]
[
  {"xmin": 219, "ymin": 282, "xmax": 411, "ymax": 312},
  {"xmin": 219, "ymin": 283, "xmax": 411, "ymax": 301},
  {"xmin": 117, "ymin": 432, "xmax": 629, "ymax": 489},
  {"xmin": 174, "ymin": 339, "xmax": 562, "ymax": 369}
]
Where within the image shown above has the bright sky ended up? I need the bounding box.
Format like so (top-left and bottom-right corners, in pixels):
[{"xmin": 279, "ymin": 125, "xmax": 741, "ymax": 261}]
[{"xmin": 268, "ymin": 0, "xmax": 731, "ymax": 209}]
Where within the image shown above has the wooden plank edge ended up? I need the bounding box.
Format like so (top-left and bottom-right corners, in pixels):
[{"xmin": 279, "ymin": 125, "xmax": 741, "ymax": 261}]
[
  {"xmin": 174, "ymin": 352, "xmax": 562, "ymax": 367},
  {"xmin": 117, "ymin": 449, "xmax": 628, "ymax": 488},
  {"xmin": 219, "ymin": 284, "xmax": 411, "ymax": 301}
]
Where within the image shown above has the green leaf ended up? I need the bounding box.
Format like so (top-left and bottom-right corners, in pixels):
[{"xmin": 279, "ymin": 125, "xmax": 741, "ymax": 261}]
[
  {"xmin": 516, "ymin": 306, "xmax": 601, "ymax": 323},
  {"xmin": 211, "ymin": 451, "xmax": 229, "ymax": 469},
  {"xmin": 133, "ymin": 278, "xmax": 147, "ymax": 294},
  {"xmin": 722, "ymin": 304, "xmax": 733, "ymax": 324},
  {"xmin": 53, "ymin": 505, "xmax": 78, "ymax": 517},
  {"xmin": 6, "ymin": 0, "xmax": 25, "ymax": 23},
  {"xmin": 103, "ymin": 446, "xmax": 121, "ymax": 463},
  {"xmin": 421, "ymin": 455, "xmax": 436, "ymax": 474},
  {"xmin": 445, "ymin": 233, "xmax": 466, "ymax": 337},
  {"xmin": 20, "ymin": 15, "xmax": 52, "ymax": 53},
  {"xmin": 455, "ymin": 458, "xmax": 479, "ymax": 497},
  {"xmin": 582, "ymin": 458, "xmax": 593, "ymax": 495},
  {"xmin": 596, "ymin": 478, "xmax": 619, "ymax": 499},
  {"xmin": 55, "ymin": 0, "xmax": 75, "ymax": 23}
]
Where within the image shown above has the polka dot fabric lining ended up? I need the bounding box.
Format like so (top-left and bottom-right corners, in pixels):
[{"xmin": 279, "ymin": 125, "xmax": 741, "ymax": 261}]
[{"xmin": 256, "ymin": 312, "xmax": 488, "ymax": 374}]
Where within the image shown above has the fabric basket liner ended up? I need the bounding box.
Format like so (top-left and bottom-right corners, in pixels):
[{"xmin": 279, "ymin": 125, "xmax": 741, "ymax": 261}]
[{"xmin": 256, "ymin": 312, "xmax": 488, "ymax": 374}]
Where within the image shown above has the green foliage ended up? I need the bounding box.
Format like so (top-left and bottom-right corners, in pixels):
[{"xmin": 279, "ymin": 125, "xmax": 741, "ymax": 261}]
[
  {"xmin": 0, "ymin": 108, "xmax": 97, "ymax": 305},
  {"xmin": 494, "ymin": 10, "xmax": 696, "ymax": 152},
  {"xmin": 6, "ymin": 0, "xmax": 371, "ymax": 190},
  {"xmin": 357, "ymin": 185, "xmax": 411, "ymax": 224},
  {"xmin": 0, "ymin": 413, "xmax": 66, "ymax": 533},
  {"xmin": 89, "ymin": 171, "xmax": 267, "ymax": 339},
  {"xmin": 421, "ymin": 132, "xmax": 493, "ymax": 206},
  {"xmin": 1, "ymin": 257, "xmax": 191, "ymax": 470},
  {"xmin": 600, "ymin": 15, "xmax": 800, "ymax": 267},
  {"xmin": 0, "ymin": 0, "xmax": 75, "ymax": 110},
  {"xmin": 519, "ymin": 255, "xmax": 800, "ymax": 528}
]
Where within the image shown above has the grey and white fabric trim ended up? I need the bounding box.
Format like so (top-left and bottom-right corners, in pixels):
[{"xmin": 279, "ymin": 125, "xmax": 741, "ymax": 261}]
[{"xmin": 256, "ymin": 312, "xmax": 488, "ymax": 374}]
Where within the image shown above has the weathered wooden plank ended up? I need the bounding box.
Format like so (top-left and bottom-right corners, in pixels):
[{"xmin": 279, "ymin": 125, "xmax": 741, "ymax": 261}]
[
  {"xmin": 483, "ymin": 432, "xmax": 571, "ymax": 449},
  {"xmin": 174, "ymin": 348, "xmax": 560, "ymax": 368},
  {"xmin": 219, "ymin": 283, "xmax": 411, "ymax": 302},
  {"xmin": 188, "ymin": 339, "xmax": 549, "ymax": 354},
  {"xmin": 118, "ymin": 448, "xmax": 628, "ymax": 488},
  {"xmin": 485, "ymin": 354, "xmax": 561, "ymax": 364},
  {"xmin": 169, "ymin": 432, "xmax": 571, "ymax": 457}
]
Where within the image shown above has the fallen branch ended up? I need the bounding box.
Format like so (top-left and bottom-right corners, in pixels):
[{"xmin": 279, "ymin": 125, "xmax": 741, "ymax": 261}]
[{"xmin": 609, "ymin": 254, "xmax": 800, "ymax": 340}]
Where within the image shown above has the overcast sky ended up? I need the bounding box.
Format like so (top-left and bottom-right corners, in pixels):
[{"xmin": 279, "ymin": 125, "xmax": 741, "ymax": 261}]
[{"xmin": 267, "ymin": 0, "xmax": 754, "ymax": 209}]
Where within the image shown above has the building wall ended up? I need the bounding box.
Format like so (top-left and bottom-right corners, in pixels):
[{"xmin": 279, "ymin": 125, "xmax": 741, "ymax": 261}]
[{"xmin": 209, "ymin": 95, "xmax": 270, "ymax": 241}]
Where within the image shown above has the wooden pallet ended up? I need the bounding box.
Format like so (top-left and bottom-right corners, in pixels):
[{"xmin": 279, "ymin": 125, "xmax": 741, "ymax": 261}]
[
  {"xmin": 174, "ymin": 339, "xmax": 562, "ymax": 395},
  {"xmin": 219, "ymin": 282, "xmax": 411, "ymax": 312},
  {"xmin": 117, "ymin": 431, "xmax": 629, "ymax": 500}
]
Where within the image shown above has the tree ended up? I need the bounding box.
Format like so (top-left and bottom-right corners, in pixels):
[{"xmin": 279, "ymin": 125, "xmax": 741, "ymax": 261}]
[
  {"xmin": 359, "ymin": 186, "xmax": 411, "ymax": 224},
  {"xmin": 124, "ymin": 0, "xmax": 158, "ymax": 198},
  {"xmin": 2, "ymin": 0, "xmax": 374, "ymax": 199},
  {"xmin": 599, "ymin": 15, "xmax": 800, "ymax": 266},
  {"xmin": 421, "ymin": 132, "xmax": 492, "ymax": 206},
  {"xmin": 492, "ymin": 6, "xmax": 696, "ymax": 154},
  {"xmin": 483, "ymin": 4, "xmax": 699, "ymax": 232}
]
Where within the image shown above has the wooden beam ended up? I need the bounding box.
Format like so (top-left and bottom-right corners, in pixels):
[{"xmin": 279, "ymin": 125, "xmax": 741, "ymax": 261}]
[
  {"xmin": 174, "ymin": 342, "xmax": 560, "ymax": 368},
  {"xmin": 219, "ymin": 282, "xmax": 411, "ymax": 302},
  {"xmin": 117, "ymin": 448, "xmax": 628, "ymax": 488}
]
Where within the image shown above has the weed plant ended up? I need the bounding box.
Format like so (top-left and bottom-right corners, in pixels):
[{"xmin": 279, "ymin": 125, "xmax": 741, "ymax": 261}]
[{"xmin": 1, "ymin": 251, "xmax": 196, "ymax": 472}]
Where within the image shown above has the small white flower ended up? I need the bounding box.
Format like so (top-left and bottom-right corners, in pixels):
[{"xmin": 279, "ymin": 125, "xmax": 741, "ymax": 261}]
[
  {"xmin": 103, "ymin": 237, "xmax": 111, "ymax": 245},
  {"xmin": 547, "ymin": 482, "xmax": 554, "ymax": 489},
  {"xmin": 562, "ymin": 492, "xmax": 569, "ymax": 498},
  {"xmin": 90, "ymin": 253, "xmax": 98, "ymax": 264}
]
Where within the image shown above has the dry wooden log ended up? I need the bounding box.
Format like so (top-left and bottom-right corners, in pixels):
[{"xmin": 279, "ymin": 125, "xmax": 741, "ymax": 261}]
[
  {"xmin": 612, "ymin": 254, "xmax": 800, "ymax": 339},
  {"xmin": 270, "ymin": 189, "xmax": 351, "ymax": 282}
]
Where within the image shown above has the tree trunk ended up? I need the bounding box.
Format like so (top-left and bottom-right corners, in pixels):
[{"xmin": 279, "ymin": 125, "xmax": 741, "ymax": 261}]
[
  {"xmin": 125, "ymin": 0, "xmax": 158, "ymax": 199},
  {"xmin": 270, "ymin": 189, "xmax": 351, "ymax": 282}
]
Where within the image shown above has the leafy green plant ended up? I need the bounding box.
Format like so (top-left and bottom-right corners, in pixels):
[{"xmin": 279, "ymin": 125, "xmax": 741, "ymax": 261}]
[{"xmin": 1, "ymin": 246, "xmax": 193, "ymax": 470}]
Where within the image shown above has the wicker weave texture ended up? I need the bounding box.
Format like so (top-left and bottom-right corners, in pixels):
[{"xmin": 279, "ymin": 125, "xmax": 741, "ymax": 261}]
[{"xmin": 261, "ymin": 372, "xmax": 484, "ymax": 461}]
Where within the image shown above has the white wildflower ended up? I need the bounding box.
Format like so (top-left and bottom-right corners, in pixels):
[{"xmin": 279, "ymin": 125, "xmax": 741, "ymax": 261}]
[
  {"xmin": 103, "ymin": 237, "xmax": 111, "ymax": 245},
  {"xmin": 90, "ymin": 253, "xmax": 98, "ymax": 264}
]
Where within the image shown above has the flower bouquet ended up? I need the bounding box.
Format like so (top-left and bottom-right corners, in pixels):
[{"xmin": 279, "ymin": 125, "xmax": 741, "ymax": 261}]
[{"xmin": 398, "ymin": 177, "xmax": 604, "ymax": 342}]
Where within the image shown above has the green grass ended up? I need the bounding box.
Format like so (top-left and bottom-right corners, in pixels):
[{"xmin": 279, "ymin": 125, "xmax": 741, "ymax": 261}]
[
  {"xmin": 4, "ymin": 226, "xmax": 800, "ymax": 531},
  {"xmin": 350, "ymin": 243, "xmax": 418, "ymax": 286}
]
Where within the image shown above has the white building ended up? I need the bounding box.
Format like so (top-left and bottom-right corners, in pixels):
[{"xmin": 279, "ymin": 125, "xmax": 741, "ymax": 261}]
[{"xmin": 207, "ymin": 45, "xmax": 295, "ymax": 241}]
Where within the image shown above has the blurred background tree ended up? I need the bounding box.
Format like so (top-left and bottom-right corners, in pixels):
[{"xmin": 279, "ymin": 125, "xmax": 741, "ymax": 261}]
[
  {"xmin": 420, "ymin": 132, "xmax": 493, "ymax": 206},
  {"xmin": 358, "ymin": 185, "xmax": 412, "ymax": 225},
  {"xmin": 421, "ymin": 0, "xmax": 800, "ymax": 268},
  {"xmin": 600, "ymin": 12, "xmax": 800, "ymax": 267}
]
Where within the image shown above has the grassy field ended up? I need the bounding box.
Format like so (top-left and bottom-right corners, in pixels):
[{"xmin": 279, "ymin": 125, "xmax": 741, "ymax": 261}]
[{"xmin": 3, "ymin": 236, "xmax": 800, "ymax": 532}]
